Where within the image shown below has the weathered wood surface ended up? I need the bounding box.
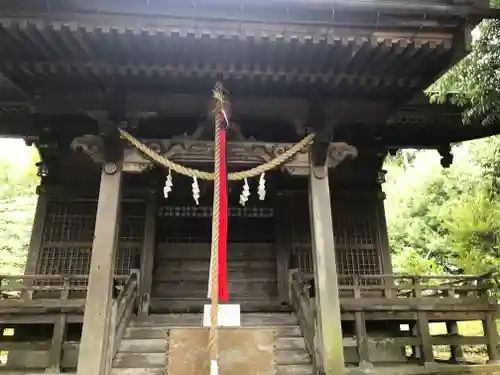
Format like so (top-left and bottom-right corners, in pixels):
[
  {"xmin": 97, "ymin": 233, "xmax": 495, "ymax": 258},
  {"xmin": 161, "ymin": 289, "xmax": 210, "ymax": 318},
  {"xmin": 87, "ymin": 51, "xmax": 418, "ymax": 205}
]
[
  {"xmin": 167, "ymin": 328, "xmax": 275, "ymax": 375},
  {"xmin": 0, "ymin": 342, "xmax": 79, "ymax": 370},
  {"xmin": 138, "ymin": 192, "xmax": 156, "ymax": 317},
  {"xmin": 113, "ymin": 273, "xmax": 140, "ymax": 358},
  {"xmin": 150, "ymin": 298, "xmax": 291, "ymax": 313},
  {"xmin": 308, "ymin": 161, "xmax": 344, "ymax": 375},
  {"xmin": 289, "ymin": 270, "xmax": 318, "ymax": 371},
  {"xmin": 132, "ymin": 313, "xmax": 297, "ymax": 327},
  {"xmin": 78, "ymin": 162, "xmax": 123, "ymax": 375},
  {"xmin": 0, "ymin": 299, "xmax": 86, "ymax": 314},
  {"xmin": 344, "ymin": 364, "xmax": 500, "ymax": 375},
  {"xmin": 113, "ymin": 313, "xmax": 312, "ymax": 375},
  {"xmin": 0, "ymin": 274, "xmax": 128, "ymax": 300},
  {"xmin": 0, "ymin": 314, "xmax": 83, "ymax": 324},
  {"xmin": 152, "ymin": 243, "xmax": 278, "ymax": 305}
]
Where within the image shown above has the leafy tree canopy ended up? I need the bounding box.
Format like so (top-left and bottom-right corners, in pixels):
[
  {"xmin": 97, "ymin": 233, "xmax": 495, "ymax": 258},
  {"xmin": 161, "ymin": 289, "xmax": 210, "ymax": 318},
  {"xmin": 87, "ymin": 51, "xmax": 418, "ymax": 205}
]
[
  {"xmin": 427, "ymin": 0, "xmax": 500, "ymax": 125},
  {"xmin": 0, "ymin": 144, "xmax": 39, "ymax": 274},
  {"xmin": 384, "ymin": 136, "xmax": 500, "ymax": 275}
]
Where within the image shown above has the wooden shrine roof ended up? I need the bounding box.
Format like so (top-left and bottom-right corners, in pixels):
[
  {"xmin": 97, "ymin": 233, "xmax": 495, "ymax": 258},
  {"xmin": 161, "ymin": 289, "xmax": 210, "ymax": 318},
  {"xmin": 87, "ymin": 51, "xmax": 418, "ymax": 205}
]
[{"xmin": 0, "ymin": 0, "xmax": 498, "ymax": 147}]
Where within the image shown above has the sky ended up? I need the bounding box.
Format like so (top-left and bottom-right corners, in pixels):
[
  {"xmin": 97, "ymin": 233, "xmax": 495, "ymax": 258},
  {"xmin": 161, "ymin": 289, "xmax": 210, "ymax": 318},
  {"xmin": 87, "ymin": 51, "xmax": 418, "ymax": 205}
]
[{"xmin": 0, "ymin": 138, "xmax": 35, "ymax": 166}]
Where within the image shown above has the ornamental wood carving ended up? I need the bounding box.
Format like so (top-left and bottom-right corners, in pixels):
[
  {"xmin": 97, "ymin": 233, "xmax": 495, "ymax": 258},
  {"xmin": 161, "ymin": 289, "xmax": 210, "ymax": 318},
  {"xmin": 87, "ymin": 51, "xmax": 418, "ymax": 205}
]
[{"xmin": 71, "ymin": 135, "xmax": 357, "ymax": 175}]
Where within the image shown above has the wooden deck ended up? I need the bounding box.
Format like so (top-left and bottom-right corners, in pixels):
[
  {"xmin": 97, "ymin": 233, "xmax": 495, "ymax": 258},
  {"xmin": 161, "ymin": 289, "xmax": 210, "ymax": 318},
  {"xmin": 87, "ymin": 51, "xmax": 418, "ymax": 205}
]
[
  {"xmin": 0, "ymin": 273, "xmax": 138, "ymax": 373},
  {"xmin": 290, "ymin": 271, "xmax": 500, "ymax": 370},
  {"xmin": 0, "ymin": 272, "xmax": 497, "ymax": 374}
]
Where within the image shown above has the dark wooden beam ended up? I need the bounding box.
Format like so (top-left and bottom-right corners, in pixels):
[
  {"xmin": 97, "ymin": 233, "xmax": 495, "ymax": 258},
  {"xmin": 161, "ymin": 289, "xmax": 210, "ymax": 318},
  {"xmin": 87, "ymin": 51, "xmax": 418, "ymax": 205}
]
[
  {"xmin": 0, "ymin": 73, "xmax": 30, "ymax": 101},
  {"xmin": 0, "ymin": 4, "xmax": 468, "ymax": 32},
  {"xmin": 1, "ymin": 91, "xmax": 396, "ymax": 125}
]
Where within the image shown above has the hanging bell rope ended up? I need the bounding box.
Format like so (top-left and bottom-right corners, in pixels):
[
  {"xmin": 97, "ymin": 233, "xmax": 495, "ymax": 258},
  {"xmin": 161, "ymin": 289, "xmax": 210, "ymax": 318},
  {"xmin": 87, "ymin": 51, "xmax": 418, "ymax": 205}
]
[
  {"xmin": 207, "ymin": 83, "xmax": 224, "ymax": 375},
  {"xmin": 117, "ymin": 85, "xmax": 317, "ymax": 375},
  {"xmin": 118, "ymin": 129, "xmax": 315, "ymax": 181}
]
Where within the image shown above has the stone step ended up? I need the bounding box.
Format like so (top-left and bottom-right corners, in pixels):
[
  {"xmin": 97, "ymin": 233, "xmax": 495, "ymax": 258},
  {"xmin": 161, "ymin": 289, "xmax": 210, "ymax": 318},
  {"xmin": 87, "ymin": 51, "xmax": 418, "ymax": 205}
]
[
  {"xmin": 124, "ymin": 325, "xmax": 302, "ymax": 340},
  {"xmin": 276, "ymin": 364, "xmax": 315, "ymax": 375},
  {"xmin": 117, "ymin": 338, "xmax": 310, "ymax": 357},
  {"xmin": 132, "ymin": 313, "xmax": 297, "ymax": 327},
  {"xmin": 113, "ymin": 352, "xmax": 166, "ymax": 368},
  {"xmin": 112, "ymin": 369, "xmax": 165, "ymax": 375},
  {"xmin": 118, "ymin": 339, "xmax": 166, "ymax": 353},
  {"xmin": 276, "ymin": 350, "xmax": 312, "ymax": 365},
  {"xmin": 112, "ymin": 365, "xmax": 314, "ymax": 375},
  {"xmin": 276, "ymin": 337, "xmax": 307, "ymax": 350}
]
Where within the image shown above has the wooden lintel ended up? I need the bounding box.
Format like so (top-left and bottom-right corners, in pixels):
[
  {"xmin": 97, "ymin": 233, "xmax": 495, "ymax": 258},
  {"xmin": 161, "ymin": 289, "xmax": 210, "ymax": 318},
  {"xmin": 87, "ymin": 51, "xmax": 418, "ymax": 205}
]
[
  {"xmin": 23, "ymin": 92, "xmax": 393, "ymax": 123},
  {"xmin": 0, "ymin": 298, "xmax": 85, "ymax": 310},
  {"xmin": 72, "ymin": 135, "xmax": 358, "ymax": 176}
]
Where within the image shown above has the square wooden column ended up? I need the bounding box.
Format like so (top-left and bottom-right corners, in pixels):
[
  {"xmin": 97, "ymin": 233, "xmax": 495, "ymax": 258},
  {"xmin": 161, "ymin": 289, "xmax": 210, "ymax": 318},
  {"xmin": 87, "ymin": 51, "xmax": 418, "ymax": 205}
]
[
  {"xmin": 138, "ymin": 190, "xmax": 157, "ymax": 317},
  {"xmin": 77, "ymin": 161, "xmax": 123, "ymax": 375},
  {"xmin": 308, "ymin": 159, "xmax": 345, "ymax": 375},
  {"xmin": 24, "ymin": 186, "xmax": 48, "ymax": 275},
  {"xmin": 275, "ymin": 193, "xmax": 290, "ymax": 305}
]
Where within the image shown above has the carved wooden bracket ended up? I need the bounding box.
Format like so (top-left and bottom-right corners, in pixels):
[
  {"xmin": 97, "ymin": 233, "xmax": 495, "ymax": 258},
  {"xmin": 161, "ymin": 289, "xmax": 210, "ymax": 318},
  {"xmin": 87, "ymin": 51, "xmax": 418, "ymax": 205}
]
[{"xmin": 71, "ymin": 135, "xmax": 358, "ymax": 176}]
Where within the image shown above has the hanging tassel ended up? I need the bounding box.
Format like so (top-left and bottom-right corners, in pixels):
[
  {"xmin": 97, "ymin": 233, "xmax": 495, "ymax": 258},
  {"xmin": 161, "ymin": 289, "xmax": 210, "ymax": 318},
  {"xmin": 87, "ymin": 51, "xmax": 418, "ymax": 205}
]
[
  {"xmin": 192, "ymin": 176, "xmax": 200, "ymax": 205},
  {"xmin": 163, "ymin": 169, "xmax": 173, "ymax": 199},
  {"xmin": 239, "ymin": 178, "xmax": 250, "ymax": 206},
  {"xmin": 217, "ymin": 109, "xmax": 229, "ymax": 302},
  {"xmin": 258, "ymin": 173, "xmax": 266, "ymax": 201}
]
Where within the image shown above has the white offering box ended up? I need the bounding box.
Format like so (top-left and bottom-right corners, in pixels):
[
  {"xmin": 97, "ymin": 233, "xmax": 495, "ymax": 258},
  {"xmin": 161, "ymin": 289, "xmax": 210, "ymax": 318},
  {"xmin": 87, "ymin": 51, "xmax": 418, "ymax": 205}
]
[{"xmin": 203, "ymin": 304, "xmax": 241, "ymax": 327}]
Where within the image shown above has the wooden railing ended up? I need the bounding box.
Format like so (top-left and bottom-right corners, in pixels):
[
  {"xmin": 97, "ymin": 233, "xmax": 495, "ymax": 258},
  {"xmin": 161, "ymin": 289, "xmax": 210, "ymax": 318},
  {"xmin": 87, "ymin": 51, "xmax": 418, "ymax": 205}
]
[
  {"xmin": 337, "ymin": 273, "xmax": 495, "ymax": 300},
  {"xmin": 0, "ymin": 273, "xmax": 138, "ymax": 373},
  {"xmin": 0, "ymin": 274, "xmax": 129, "ymax": 297},
  {"xmin": 289, "ymin": 271, "xmax": 500, "ymax": 369},
  {"xmin": 111, "ymin": 271, "xmax": 139, "ymax": 358},
  {"xmin": 289, "ymin": 270, "xmax": 321, "ymax": 374}
]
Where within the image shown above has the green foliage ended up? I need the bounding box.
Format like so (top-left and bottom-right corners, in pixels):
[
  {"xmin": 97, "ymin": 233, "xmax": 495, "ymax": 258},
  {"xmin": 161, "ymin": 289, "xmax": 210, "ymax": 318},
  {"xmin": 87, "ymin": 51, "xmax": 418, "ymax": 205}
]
[
  {"xmin": 427, "ymin": 1, "xmax": 500, "ymax": 125},
  {"xmin": 0, "ymin": 144, "xmax": 39, "ymax": 274},
  {"xmin": 443, "ymin": 189, "xmax": 500, "ymax": 274},
  {"xmin": 384, "ymin": 136, "xmax": 500, "ymax": 275}
]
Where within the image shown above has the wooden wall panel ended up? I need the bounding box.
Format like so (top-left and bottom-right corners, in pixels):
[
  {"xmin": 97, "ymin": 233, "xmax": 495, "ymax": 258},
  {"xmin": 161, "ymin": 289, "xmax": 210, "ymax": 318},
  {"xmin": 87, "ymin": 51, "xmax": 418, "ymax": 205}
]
[
  {"xmin": 286, "ymin": 189, "xmax": 388, "ymax": 277},
  {"xmin": 35, "ymin": 196, "xmax": 146, "ymax": 281},
  {"xmin": 152, "ymin": 204, "xmax": 278, "ymax": 309},
  {"xmin": 152, "ymin": 243, "xmax": 278, "ymax": 302}
]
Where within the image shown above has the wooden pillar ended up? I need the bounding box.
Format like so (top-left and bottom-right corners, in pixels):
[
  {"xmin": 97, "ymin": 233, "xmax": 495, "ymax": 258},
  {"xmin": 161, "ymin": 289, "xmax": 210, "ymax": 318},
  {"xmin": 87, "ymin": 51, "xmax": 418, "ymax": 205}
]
[
  {"xmin": 376, "ymin": 190, "xmax": 393, "ymax": 274},
  {"xmin": 46, "ymin": 278, "xmax": 70, "ymax": 373},
  {"xmin": 446, "ymin": 321, "xmax": 464, "ymax": 362},
  {"xmin": 352, "ymin": 276, "xmax": 371, "ymax": 368},
  {"xmin": 77, "ymin": 160, "xmax": 123, "ymax": 375},
  {"xmin": 414, "ymin": 279, "xmax": 434, "ymax": 366},
  {"xmin": 308, "ymin": 159, "xmax": 344, "ymax": 375},
  {"xmin": 138, "ymin": 190, "xmax": 157, "ymax": 317},
  {"xmin": 483, "ymin": 313, "xmax": 500, "ymax": 363},
  {"xmin": 24, "ymin": 186, "xmax": 48, "ymax": 275},
  {"xmin": 275, "ymin": 193, "xmax": 290, "ymax": 305},
  {"xmin": 417, "ymin": 312, "xmax": 434, "ymax": 365}
]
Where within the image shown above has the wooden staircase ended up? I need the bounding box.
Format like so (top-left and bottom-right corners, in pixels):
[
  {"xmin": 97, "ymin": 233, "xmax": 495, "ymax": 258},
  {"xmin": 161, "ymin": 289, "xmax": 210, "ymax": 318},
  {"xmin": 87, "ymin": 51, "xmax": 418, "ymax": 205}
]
[{"xmin": 111, "ymin": 313, "xmax": 314, "ymax": 375}]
